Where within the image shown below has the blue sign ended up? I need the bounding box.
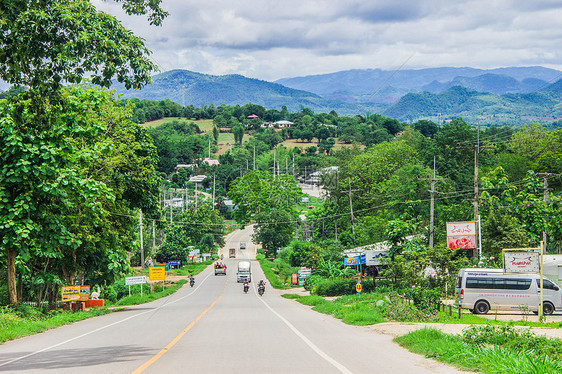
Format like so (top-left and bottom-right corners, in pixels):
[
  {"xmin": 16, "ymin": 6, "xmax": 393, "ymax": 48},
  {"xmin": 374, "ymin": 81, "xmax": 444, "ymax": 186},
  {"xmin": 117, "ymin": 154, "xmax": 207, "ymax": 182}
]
[
  {"xmin": 168, "ymin": 260, "xmax": 181, "ymax": 266},
  {"xmin": 344, "ymin": 254, "xmax": 366, "ymax": 266}
]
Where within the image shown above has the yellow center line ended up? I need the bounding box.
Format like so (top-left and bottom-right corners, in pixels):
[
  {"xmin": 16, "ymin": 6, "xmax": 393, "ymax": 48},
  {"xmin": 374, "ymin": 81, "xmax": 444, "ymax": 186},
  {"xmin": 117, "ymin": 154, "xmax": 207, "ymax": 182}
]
[{"xmin": 132, "ymin": 295, "xmax": 222, "ymax": 374}]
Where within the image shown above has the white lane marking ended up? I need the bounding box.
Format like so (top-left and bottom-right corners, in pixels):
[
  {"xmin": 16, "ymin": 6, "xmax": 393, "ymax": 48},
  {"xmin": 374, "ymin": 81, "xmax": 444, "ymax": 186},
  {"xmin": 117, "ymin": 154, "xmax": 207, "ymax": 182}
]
[
  {"xmin": 0, "ymin": 270, "xmax": 215, "ymax": 368},
  {"xmin": 253, "ymin": 286, "xmax": 352, "ymax": 374}
]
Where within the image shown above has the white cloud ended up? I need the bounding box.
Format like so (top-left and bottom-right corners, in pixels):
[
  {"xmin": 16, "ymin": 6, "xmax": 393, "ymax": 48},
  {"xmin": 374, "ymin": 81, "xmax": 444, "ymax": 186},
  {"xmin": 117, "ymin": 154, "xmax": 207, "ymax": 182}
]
[{"xmin": 92, "ymin": 0, "xmax": 562, "ymax": 81}]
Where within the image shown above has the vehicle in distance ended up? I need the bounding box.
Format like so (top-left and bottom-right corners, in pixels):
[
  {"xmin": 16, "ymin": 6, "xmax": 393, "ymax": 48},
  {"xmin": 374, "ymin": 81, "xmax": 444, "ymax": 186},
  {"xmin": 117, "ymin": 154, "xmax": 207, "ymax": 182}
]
[
  {"xmin": 214, "ymin": 263, "xmax": 227, "ymax": 276},
  {"xmin": 240, "ymin": 242, "xmax": 246, "ymax": 249},
  {"xmin": 229, "ymin": 248, "xmax": 236, "ymax": 258},
  {"xmin": 237, "ymin": 260, "xmax": 251, "ymax": 283},
  {"xmin": 456, "ymin": 268, "xmax": 562, "ymax": 315}
]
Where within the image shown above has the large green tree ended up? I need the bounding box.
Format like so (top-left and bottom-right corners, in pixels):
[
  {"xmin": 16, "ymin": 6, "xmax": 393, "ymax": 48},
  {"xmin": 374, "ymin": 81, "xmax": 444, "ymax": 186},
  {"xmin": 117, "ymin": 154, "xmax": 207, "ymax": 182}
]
[
  {"xmin": 227, "ymin": 170, "xmax": 303, "ymax": 225},
  {"xmin": 0, "ymin": 0, "xmax": 165, "ymax": 304}
]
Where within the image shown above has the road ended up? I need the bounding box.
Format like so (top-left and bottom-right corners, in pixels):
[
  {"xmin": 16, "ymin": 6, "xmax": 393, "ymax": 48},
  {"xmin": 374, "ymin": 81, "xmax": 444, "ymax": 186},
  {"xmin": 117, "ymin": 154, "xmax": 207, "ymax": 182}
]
[{"xmin": 0, "ymin": 229, "xmax": 466, "ymax": 374}]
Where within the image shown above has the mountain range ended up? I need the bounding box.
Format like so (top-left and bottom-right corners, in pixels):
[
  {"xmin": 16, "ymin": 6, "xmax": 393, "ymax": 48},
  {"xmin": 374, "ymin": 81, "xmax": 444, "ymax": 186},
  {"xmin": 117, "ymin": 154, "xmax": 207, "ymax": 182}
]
[{"xmin": 107, "ymin": 67, "xmax": 562, "ymax": 124}]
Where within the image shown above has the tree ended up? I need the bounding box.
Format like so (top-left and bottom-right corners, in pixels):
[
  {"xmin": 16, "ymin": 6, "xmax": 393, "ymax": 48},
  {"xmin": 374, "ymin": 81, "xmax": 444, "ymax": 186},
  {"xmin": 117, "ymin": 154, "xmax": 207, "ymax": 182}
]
[
  {"xmin": 0, "ymin": 0, "xmax": 165, "ymax": 304},
  {"xmin": 227, "ymin": 170, "xmax": 303, "ymax": 225},
  {"xmin": 232, "ymin": 125, "xmax": 245, "ymax": 145},
  {"xmin": 156, "ymin": 203, "xmax": 225, "ymax": 262},
  {"xmin": 252, "ymin": 209, "xmax": 295, "ymax": 258},
  {"xmin": 213, "ymin": 126, "xmax": 220, "ymax": 142}
]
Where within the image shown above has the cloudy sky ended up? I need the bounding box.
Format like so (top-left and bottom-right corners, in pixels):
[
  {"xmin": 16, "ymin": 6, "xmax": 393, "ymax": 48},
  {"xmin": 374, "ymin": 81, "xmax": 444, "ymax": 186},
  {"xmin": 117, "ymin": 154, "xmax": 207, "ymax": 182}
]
[{"xmin": 93, "ymin": 0, "xmax": 562, "ymax": 81}]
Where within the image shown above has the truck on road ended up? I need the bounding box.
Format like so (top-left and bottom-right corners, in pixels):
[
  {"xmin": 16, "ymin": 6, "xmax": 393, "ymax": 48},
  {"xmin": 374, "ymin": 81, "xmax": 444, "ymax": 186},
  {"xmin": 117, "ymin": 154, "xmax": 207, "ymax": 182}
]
[
  {"xmin": 237, "ymin": 261, "xmax": 251, "ymax": 283},
  {"xmin": 214, "ymin": 262, "xmax": 227, "ymax": 276},
  {"xmin": 229, "ymin": 248, "xmax": 236, "ymax": 258}
]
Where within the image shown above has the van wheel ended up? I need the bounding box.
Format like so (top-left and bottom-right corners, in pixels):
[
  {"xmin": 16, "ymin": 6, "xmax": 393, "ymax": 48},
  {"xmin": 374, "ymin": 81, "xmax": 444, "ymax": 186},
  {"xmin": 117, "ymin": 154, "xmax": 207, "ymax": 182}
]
[
  {"xmin": 474, "ymin": 300, "xmax": 490, "ymax": 314},
  {"xmin": 543, "ymin": 302, "xmax": 555, "ymax": 315}
]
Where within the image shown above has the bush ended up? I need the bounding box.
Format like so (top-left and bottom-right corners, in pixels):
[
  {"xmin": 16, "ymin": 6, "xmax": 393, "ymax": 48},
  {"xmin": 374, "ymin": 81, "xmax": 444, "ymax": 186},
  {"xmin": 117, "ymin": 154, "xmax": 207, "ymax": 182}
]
[
  {"xmin": 402, "ymin": 287, "xmax": 441, "ymax": 312},
  {"xmin": 315, "ymin": 278, "xmax": 356, "ymax": 296},
  {"xmin": 303, "ymin": 275, "xmax": 324, "ymax": 292}
]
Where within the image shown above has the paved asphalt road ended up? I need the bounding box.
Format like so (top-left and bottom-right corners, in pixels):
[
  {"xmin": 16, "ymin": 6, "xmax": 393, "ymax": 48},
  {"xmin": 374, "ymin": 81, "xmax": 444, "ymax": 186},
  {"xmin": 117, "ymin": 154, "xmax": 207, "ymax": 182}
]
[{"xmin": 0, "ymin": 229, "xmax": 466, "ymax": 374}]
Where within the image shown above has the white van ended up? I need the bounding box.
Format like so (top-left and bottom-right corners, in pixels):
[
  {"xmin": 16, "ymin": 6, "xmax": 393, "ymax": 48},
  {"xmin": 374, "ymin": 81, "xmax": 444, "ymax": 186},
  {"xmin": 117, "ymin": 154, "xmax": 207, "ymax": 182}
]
[{"xmin": 455, "ymin": 268, "xmax": 562, "ymax": 315}]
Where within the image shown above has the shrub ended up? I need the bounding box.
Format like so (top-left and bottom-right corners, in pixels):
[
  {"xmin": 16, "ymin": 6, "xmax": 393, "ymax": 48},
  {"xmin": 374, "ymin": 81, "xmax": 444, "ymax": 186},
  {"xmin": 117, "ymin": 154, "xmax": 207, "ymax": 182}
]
[
  {"xmin": 402, "ymin": 287, "xmax": 441, "ymax": 312},
  {"xmin": 303, "ymin": 275, "xmax": 324, "ymax": 292},
  {"xmin": 315, "ymin": 278, "xmax": 356, "ymax": 296}
]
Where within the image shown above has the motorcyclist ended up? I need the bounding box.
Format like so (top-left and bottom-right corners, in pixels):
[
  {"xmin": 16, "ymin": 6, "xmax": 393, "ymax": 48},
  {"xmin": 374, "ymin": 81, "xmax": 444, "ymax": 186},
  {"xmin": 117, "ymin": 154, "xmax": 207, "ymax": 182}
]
[
  {"xmin": 189, "ymin": 276, "xmax": 195, "ymax": 287},
  {"xmin": 258, "ymin": 280, "xmax": 266, "ymax": 289},
  {"xmin": 243, "ymin": 281, "xmax": 249, "ymax": 293}
]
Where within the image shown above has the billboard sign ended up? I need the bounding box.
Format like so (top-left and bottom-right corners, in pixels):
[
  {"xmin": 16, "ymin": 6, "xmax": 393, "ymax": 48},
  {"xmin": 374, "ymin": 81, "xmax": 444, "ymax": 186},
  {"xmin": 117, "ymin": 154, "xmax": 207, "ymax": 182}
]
[
  {"xmin": 61, "ymin": 286, "xmax": 81, "ymax": 302},
  {"xmin": 79, "ymin": 285, "xmax": 90, "ymax": 301},
  {"xmin": 446, "ymin": 221, "xmax": 477, "ymax": 249},
  {"xmin": 365, "ymin": 250, "xmax": 388, "ymax": 266},
  {"xmin": 344, "ymin": 254, "xmax": 366, "ymax": 266},
  {"xmin": 503, "ymin": 251, "xmax": 540, "ymax": 273},
  {"xmin": 125, "ymin": 276, "xmax": 147, "ymax": 285},
  {"xmin": 149, "ymin": 266, "xmax": 166, "ymax": 281}
]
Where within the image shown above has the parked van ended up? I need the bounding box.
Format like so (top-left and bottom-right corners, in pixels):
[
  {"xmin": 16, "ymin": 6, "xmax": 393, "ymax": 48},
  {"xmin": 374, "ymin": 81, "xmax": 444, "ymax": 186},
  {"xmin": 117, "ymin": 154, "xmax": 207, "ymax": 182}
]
[{"xmin": 456, "ymin": 268, "xmax": 562, "ymax": 315}]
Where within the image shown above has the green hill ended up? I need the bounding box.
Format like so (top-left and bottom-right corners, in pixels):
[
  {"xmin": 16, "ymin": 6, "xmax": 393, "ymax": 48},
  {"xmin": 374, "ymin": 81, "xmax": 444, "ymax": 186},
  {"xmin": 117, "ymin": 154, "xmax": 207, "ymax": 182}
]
[{"xmin": 110, "ymin": 70, "xmax": 370, "ymax": 114}]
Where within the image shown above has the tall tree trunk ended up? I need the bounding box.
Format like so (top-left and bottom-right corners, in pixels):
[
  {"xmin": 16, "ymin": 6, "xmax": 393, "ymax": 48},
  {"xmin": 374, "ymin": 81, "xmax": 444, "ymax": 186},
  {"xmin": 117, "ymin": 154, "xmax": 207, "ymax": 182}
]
[{"xmin": 7, "ymin": 249, "xmax": 17, "ymax": 304}]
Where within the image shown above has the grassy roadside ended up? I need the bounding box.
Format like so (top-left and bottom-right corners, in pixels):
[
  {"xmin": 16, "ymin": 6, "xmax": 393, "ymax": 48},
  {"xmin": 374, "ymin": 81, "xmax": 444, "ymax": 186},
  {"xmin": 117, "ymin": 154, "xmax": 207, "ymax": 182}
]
[
  {"xmin": 395, "ymin": 328, "xmax": 562, "ymax": 373},
  {"xmin": 257, "ymin": 256, "xmax": 299, "ymax": 289},
  {"xmin": 0, "ymin": 306, "xmax": 113, "ymax": 344},
  {"xmin": 0, "ymin": 262, "xmax": 212, "ymax": 344},
  {"xmin": 282, "ymin": 292, "xmax": 562, "ymax": 328}
]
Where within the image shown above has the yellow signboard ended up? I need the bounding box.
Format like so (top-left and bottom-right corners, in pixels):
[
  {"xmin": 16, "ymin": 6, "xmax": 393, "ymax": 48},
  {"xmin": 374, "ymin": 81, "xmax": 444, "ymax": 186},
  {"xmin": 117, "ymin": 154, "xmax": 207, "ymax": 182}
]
[
  {"xmin": 79, "ymin": 285, "xmax": 90, "ymax": 301},
  {"xmin": 149, "ymin": 266, "xmax": 166, "ymax": 281},
  {"xmin": 61, "ymin": 286, "xmax": 81, "ymax": 302}
]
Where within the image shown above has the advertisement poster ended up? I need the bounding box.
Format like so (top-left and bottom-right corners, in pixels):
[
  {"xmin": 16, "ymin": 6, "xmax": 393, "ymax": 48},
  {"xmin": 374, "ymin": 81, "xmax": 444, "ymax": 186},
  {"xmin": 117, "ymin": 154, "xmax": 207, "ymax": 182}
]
[
  {"xmin": 503, "ymin": 251, "xmax": 540, "ymax": 273},
  {"xmin": 61, "ymin": 286, "xmax": 81, "ymax": 302},
  {"xmin": 149, "ymin": 266, "xmax": 166, "ymax": 281},
  {"xmin": 446, "ymin": 221, "xmax": 476, "ymax": 249},
  {"xmin": 79, "ymin": 285, "xmax": 90, "ymax": 301}
]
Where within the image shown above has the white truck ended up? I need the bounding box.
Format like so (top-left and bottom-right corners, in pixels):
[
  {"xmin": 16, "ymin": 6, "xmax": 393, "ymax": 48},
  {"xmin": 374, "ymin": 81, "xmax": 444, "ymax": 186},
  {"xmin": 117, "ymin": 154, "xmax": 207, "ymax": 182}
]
[{"xmin": 237, "ymin": 261, "xmax": 251, "ymax": 283}]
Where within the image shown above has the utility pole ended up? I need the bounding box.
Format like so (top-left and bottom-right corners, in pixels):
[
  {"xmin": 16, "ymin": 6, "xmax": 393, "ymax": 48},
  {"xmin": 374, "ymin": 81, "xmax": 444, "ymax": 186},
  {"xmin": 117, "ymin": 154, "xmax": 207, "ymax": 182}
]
[
  {"xmin": 418, "ymin": 156, "xmax": 447, "ymax": 248},
  {"xmin": 253, "ymin": 145, "xmax": 256, "ymax": 170},
  {"xmin": 537, "ymin": 172, "xmax": 562, "ymax": 253},
  {"xmin": 139, "ymin": 209, "xmax": 144, "ymax": 268},
  {"xmin": 273, "ymin": 148, "xmax": 276, "ymax": 178},
  {"xmin": 292, "ymin": 152, "xmax": 295, "ymax": 176},
  {"xmin": 457, "ymin": 122, "xmax": 494, "ymax": 257},
  {"xmin": 212, "ymin": 174, "xmax": 216, "ymax": 207},
  {"xmin": 348, "ymin": 177, "xmax": 355, "ymax": 235}
]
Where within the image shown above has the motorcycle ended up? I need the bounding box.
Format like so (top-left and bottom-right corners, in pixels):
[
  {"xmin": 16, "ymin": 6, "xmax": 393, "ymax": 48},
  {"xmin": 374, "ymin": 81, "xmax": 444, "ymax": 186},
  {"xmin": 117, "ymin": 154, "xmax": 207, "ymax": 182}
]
[
  {"xmin": 190, "ymin": 278, "xmax": 195, "ymax": 287},
  {"xmin": 243, "ymin": 283, "xmax": 249, "ymax": 293},
  {"xmin": 258, "ymin": 285, "xmax": 265, "ymax": 296}
]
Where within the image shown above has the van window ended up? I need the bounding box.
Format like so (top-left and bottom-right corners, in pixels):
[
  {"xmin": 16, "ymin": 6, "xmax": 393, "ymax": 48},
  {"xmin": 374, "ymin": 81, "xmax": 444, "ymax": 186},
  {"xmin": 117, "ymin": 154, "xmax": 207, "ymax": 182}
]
[
  {"xmin": 536, "ymin": 279, "xmax": 560, "ymax": 291},
  {"xmin": 456, "ymin": 276, "xmax": 462, "ymax": 288},
  {"xmin": 466, "ymin": 277, "xmax": 531, "ymax": 290}
]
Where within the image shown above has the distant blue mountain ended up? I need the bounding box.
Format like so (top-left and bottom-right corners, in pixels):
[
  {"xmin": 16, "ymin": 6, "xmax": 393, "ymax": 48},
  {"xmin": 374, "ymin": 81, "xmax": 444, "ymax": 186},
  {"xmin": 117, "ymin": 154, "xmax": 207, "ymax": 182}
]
[{"xmin": 275, "ymin": 66, "xmax": 561, "ymax": 103}]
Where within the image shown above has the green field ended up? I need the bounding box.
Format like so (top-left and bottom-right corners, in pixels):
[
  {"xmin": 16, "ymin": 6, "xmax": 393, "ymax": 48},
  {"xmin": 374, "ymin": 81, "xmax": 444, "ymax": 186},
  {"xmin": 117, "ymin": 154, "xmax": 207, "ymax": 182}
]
[{"xmin": 142, "ymin": 118, "xmax": 214, "ymax": 132}]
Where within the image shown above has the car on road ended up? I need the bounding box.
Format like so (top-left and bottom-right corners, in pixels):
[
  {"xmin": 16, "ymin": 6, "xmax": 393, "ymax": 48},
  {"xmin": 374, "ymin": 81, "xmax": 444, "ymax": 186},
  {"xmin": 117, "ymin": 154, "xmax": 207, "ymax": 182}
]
[
  {"xmin": 229, "ymin": 248, "xmax": 236, "ymax": 258},
  {"xmin": 240, "ymin": 242, "xmax": 246, "ymax": 249}
]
